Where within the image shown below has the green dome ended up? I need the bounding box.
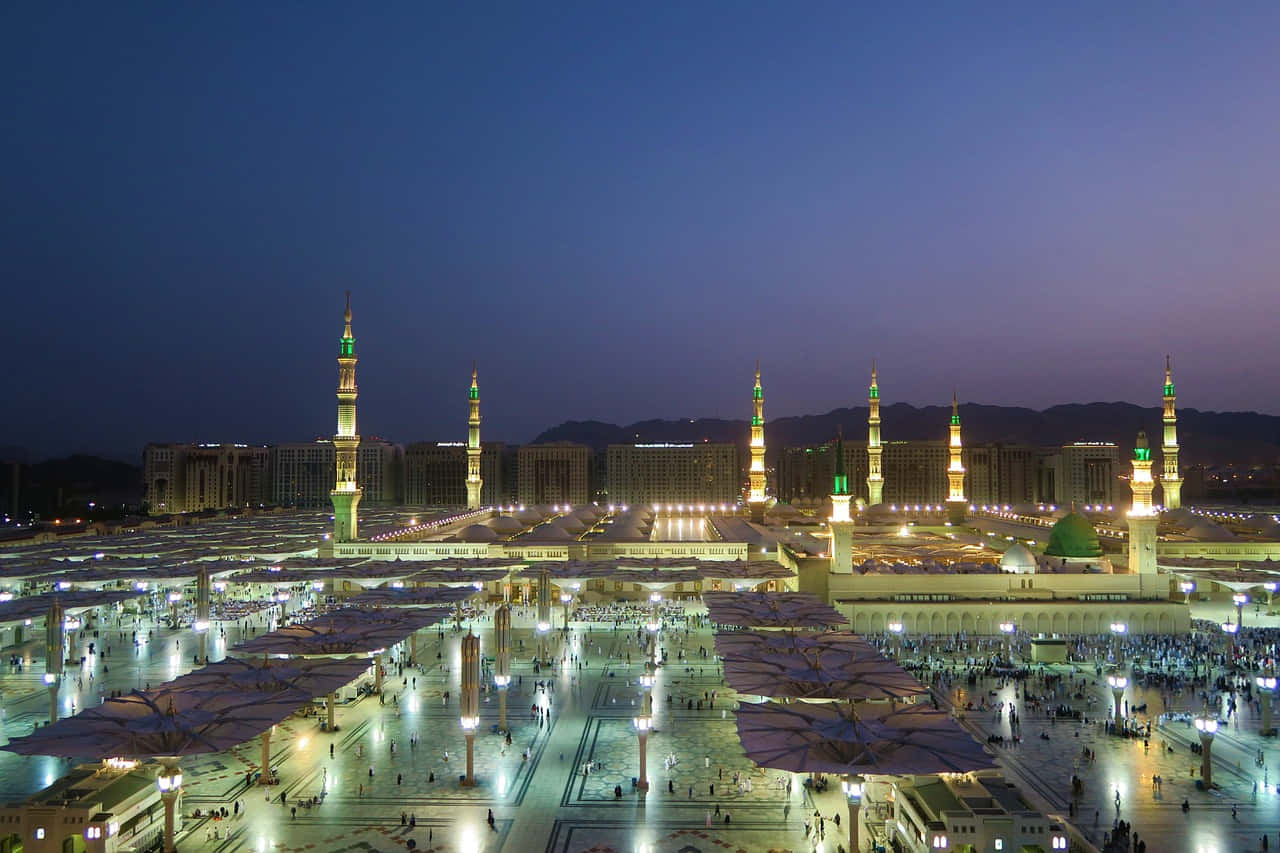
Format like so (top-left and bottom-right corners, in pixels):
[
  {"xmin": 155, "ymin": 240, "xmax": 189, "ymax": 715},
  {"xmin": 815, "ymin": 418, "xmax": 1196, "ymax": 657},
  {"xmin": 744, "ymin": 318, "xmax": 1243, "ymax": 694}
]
[{"xmin": 1044, "ymin": 512, "xmax": 1103, "ymax": 558}]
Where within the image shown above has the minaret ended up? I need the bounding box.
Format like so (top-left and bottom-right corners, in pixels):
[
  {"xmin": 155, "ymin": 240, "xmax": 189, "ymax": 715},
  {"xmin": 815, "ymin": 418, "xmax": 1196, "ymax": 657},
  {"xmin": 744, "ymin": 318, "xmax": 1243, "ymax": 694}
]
[
  {"xmin": 1127, "ymin": 428, "xmax": 1158, "ymax": 575},
  {"xmin": 466, "ymin": 364, "xmax": 483, "ymax": 510},
  {"xmin": 748, "ymin": 361, "xmax": 767, "ymax": 522},
  {"xmin": 867, "ymin": 361, "xmax": 884, "ymax": 506},
  {"xmin": 945, "ymin": 391, "xmax": 967, "ymax": 523},
  {"xmin": 330, "ymin": 292, "xmax": 362, "ymax": 542},
  {"xmin": 1161, "ymin": 355, "xmax": 1183, "ymax": 509},
  {"xmin": 829, "ymin": 427, "xmax": 854, "ymax": 573}
]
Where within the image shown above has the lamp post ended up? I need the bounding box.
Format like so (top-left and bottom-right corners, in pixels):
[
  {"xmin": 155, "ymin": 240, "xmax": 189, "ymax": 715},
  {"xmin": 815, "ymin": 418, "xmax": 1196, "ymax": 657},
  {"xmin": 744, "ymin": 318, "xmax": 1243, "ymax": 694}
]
[
  {"xmin": 1234, "ymin": 593, "xmax": 1250, "ymax": 628},
  {"xmin": 461, "ymin": 632, "xmax": 480, "ymax": 787},
  {"xmin": 1223, "ymin": 621, "xmax": 1239, "ymax": 657},
  {"xmin": 1109, "ymin": 622, "xmax": 1127, "ymax": 664},
  {"xmin": 536, "ymin": 568, "xmax": 551, "ymax": 665},
  {"xmin": 842, "ymin": 775, "xmax": 864, "ymax": 852},
  {"xmin": 887, "ymin": 622, "xmax": 904, "ymax": 659},
  {"xmin": 1107, "ymin": 675, "xmax": 1127, "ymax": 729},
  {"xmin": 1266, "ymin": 583, "xmax": 1278, "ymax": 613},
  {"xmin": 1179, "ymin": 580, "xmax": 1195, "ymax": 606},
  {"xmin": 44, "ymin": 599, "xmax": 64, "ymax": 725},
  {"xmin": 633, "ymin": 691, "xmax": 652, "ymax": 792},
  {"xmin": 998, "ymin": 622, "xmax": 1016, "ymax": 665},
  {"xmin": 495, "ymin": 604, "xmax": 511, "ymax": 732},
  {"xmin": 155, "ymin": 757, "xmax": 183, "ymax": 853},
  {"xmin": 1257, "ymin": 675, "xmax": 1277, "ymax": 736},
  {"xmin": 560, "ymin": 593, "xmax": 572, "ymax": 632},
  {"xmin": 1194, "ymin": 714, "xmax": 1219, "ymax": 787},
  {"xmin": 167, "ymin": 591, "xmax": 181, "ymax": 629},
  {"xmin": 195, "ymin": 566, "xmax": 211, "ymax": 663}
]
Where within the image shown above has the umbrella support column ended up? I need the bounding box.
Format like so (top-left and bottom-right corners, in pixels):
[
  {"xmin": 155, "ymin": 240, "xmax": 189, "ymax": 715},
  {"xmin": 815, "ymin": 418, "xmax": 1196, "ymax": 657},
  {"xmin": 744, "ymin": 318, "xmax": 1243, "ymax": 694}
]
[
  {"xmin": 848, "ymin": 801, "xmax": 861, "ymax": 852},
  {"xmin": 259, "ymin": 729, "xmax": 272, "ymax": 785},
  {"xmin": 498, "ymin": 687, "xmax": 507, "ymax": 731},
  {"xmin": 410, "ymin": 631, "xmax": 418, "ymax": 664},
  {"xmin": 47, "ymin": 682, "xmax": 58, "ymax": 725},
  {"xmin": 462, "ymin": 730, "xmax": 476, "ymax": 787},
  {"xmin": 374, "ymin": 655, "xmax": 383, "ymax": 694},
  {"xmin": 327, "ymin": 692, "xmax": 336, "ymax": 732},
  {"xmin": 637, "ymin": 729, "xmax": 649, "ymax": 791},
  {"xmin": 157, "ymin": 758, "xmax": 182, "ymax": 853}
]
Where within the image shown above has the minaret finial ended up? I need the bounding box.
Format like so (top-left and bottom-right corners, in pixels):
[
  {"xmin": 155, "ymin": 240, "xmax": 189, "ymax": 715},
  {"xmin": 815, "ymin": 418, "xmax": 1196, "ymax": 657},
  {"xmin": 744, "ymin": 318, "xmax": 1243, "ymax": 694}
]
[
  {"xmin": 871, "ymin": 359, "xmax": 877, "ymax": 382},
  {"xmin": 1165, "ymin": 354, "xmax": 1172, "ymax": 382},
  {"xmin": 952, "ymin": 389, "xmax": 959, "ymax": 417},
  {"xmin": 755, "ymin": 360, "xmax": 761, "ymax": 383},
  {"xmin": 344, "ymin": 289, "xmax": 351, "ymax": 321}
]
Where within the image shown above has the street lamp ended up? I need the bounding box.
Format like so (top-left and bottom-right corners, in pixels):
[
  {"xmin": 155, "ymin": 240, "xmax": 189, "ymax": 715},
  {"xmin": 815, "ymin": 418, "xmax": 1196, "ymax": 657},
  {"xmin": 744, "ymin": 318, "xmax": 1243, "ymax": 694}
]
[
  {"xmin": 155, "ymin": 758, "xmax": 183, "ymax": 853},
  {"xmin": 842, "ymin": 775, "xmax": 864, "ymax": 852},
  {"xmin": 887, "ymin": 622, "xmax": 904, "ymax": 658},
  {"xmin": 1223, "ymin": 621, "xmax": 1239, "ymax": 656},
  {"xmin": 1179, "ymin": 580, "xmax": 1195, "ymax": 605},
  {"xmin": 1267, "ymin": 583, "xmax": 1278, "ymax": 612},
  {"xmin": 1257, "ymin": 675, "xmax": 1277, "ymax": 736},
  {"xmin": 461, "ymin": 632, "xmax": 480, "ymax": 787},
  {"xmin": 999, "ymin": 622, "xmax": 1016, "ymax": 664},
  {"xmin": 633, "ymin": 692, "xmax": 652, "ymax": 792},
  {"xmin": 1234, "ymin": 593, "xmax": 1250, "ymax": 628},
  {"xmin": 536, "ymin": 620, "xmax": 550, "ymax": 666},
  {"xmin": 494, "ymin": 604, "xmax": 512, "ymax": 731},
  {"xmin": 1109, "ymin": 622, "xmax": 1126, "ymax": 664},
  {"xmin": 560, "ymin": 593, "xmax": 572, "ymax": 631},
  {"xmin": 646, "ymin": 620, "xmax": 661, "ymax": 666},
  {"xmin": 1106, "ymin": 675, "xmax": 1127, "ymax": 729},
  {"xmin": 1193, "ymin": 714, "xmax": 1219, "ymax": 787}
]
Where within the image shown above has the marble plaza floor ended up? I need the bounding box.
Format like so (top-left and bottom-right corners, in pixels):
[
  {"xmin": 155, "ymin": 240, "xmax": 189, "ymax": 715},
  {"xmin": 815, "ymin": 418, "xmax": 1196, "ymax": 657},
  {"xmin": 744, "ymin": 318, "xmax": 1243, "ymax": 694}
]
[{"xmin": 1, "ymin": 600, "xmax": 1277, "ymax": 851}]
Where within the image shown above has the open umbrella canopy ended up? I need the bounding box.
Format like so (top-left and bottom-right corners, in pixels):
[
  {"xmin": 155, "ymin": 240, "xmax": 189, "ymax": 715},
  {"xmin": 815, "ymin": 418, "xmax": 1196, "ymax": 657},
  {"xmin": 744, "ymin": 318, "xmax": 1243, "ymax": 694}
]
[
  {"xmin": 735, "ymin": 700, "xmax": 994, "ymax": 776},
  {"xmin": 406, "ymin": 567, "xmax": 511, "ymax": 585},
  {"xmin": 3, "ymin": 685, "xmax": 310, "ymax": 759},
  {"xmin": 698, "ymin": 560, "xmax": 796, "ymax": 581},
  {"xmin": 0, "ymin": 589, "xmax": 148, "ymax": 624},
  {"xmin": 613, "ymin": 568, "xmax": 703, "ymax": 587},
  {"xmin": 349, "ymin": 586, "xmax": 480, "ymax": 607},
  {"xmin": 232, "ymin": 607, "xmax": 449, "ymax": 656},
  {"xmin": 716, "ymin": 632, "xmax": 926, "ymax": 701},
  {"xmin": 702, "ymin": 591, "xmax": 848, "ymax": 629},
  {"xmin": 168, "ymin": 656, "xmax": 372, "ymax": 698},
  {"xmin": 395, "ymin": 557, "xmax": 526, "ymax": 570}
]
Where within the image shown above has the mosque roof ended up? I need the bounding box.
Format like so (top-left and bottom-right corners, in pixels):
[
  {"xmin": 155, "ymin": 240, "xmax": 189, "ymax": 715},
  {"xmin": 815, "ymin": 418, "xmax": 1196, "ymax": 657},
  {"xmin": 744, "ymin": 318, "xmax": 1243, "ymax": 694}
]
[
  {"xmin": 1043, "ymin": 512, "xmax": 1103, "ymax": 558},
  {"xmin": 999, "ymin": 543, "xmax": 1038, "ymax": 573}
]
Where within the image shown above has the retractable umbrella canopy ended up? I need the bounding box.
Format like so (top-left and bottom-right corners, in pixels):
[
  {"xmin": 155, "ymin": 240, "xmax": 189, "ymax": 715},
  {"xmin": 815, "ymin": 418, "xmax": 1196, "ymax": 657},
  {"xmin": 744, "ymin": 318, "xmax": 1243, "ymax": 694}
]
[
  {"xmin": 168, "ymin": 656, "xmax": 373, "ymax": 698},
  {"xmin": 233, "ymin": 607, "xmax": 449, "ymax": 656},
  {"xmin": 0, "ymin": 589, "xmax": 148, "ymax": 624},
  {"xmin": 716, "ymin": 632, "xmax": 926, "ymax": 701},
  {"xmin": 349, "ymin": 586, "xmax": 480, "ymax": 607},
  {"xmin": 697, "ymin": 561, "xmax": 796, "ymax": 581},
  {"xmin": 4, "ymin": 685, "xmax": 311, "ymax": 759},
  {"xmin": 702, "ymin": 591, "xmax": 847, "ymax": 628},
  {"xmin": 735, "ymin": 700, "xmax": 994, "ymax": 776}
]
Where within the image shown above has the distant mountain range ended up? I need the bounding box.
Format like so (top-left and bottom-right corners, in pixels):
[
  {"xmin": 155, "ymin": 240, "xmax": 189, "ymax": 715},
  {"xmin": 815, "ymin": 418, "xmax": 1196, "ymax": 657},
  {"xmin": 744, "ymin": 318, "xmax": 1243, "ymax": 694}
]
[{"xmin": 533, "ymin": 402, "xmax": 1280, "ymax": 466}]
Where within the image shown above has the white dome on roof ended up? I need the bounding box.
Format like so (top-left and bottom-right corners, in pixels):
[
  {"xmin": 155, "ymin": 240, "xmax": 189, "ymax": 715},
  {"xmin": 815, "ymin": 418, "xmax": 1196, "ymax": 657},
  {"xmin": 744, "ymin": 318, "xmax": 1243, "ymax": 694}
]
[
  {"xmin": 528, "ymin": 524, "xmax": 574, "ymax": 541},
  {"xmin": 554, "ymin": 516, "xmax": 587, "ymax": 533},
  {"xmin": 455, "ymin": 524, "xmax": 499, "ymax": 543},
  {"xmin": 488, "ymin": 516, "xmax": 524, "ymax": 534},
  {"xmin": 1000, "ymin": 543, "xmax": 1038, "ymax": 574},
  {"xmin": 1184, "ymin": 521, "xmax": 1238, "ymax": 542}
]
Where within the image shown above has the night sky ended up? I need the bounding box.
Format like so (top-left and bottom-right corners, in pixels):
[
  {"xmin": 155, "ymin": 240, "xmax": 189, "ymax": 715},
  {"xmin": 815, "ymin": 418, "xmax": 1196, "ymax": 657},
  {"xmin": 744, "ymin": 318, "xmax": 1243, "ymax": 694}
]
[{"xmin": 5, "ymin": 3, "xmax": 1280, "ymax": 461}]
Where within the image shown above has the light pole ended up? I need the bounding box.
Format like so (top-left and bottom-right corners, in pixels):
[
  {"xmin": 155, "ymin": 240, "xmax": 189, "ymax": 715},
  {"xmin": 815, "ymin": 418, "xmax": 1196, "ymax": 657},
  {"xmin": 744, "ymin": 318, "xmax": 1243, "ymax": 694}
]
[
  {"xmin": 1267, "ymin": 582, "xmax": 1278, "ymax": 613},
  {"xmin": 495, "ymin": 604, "xmax": 511, "ymax": 732},
  {"xmin": 646, "ymin": 620, "xmax": 660, "ymax": 666},
  {"xmin": 1107, "ymin": 675, "xmax": 1127, "ymax": 729},
  {"xmin": 560, "ymin": 593, "xmax": 572, "ymax": 632},
  {"xmin": 1257, "ymin": 675, "xmax": 1277, "ymax": 736},
  {"xmin": 460, "ymin": 632, "xmax": 479, "ymax": 787},
  {"xmin": 155, "ymin": 758, "xmax": 183, "ymax": 853},
  {"xmin": 536, "ymin": 568, "xmax": 551, "ymax": 665},
  {"xmin": 999, "ymin": 622, "xmax": 1015, "ymax": 664},
  {"xmin": 536, "ymin": 620, "xmax": 551, "ymax": 668},
  {"xmin": 1223, "ymin": 621, "xmax": 1239, "ymax": 657},
  {"xmin": 44, "ymin": 599, "xmax": 64, "ymax": 725},
  {"xmin": 195, "ymin": 565, "xmax": 210, "ymax": 663},
  {"xmin": 167, "ymin": 591, "xmax": 182, "ymax": 629},
  {"xmin": 1234, "ymin": 593, "xmax": 1250, "ymax": 628},
  {"xmin": 842, "ymin": 775, "xmax": 864, "ymax": 852},
  {"xmin": 633, "ymin": 691, "xmax": 652, "ymax": 792},
  {"xmin": 1179, "ymin": 580, "xmax": 1195, "ymax": 606},
  {"xmin": 1109, "ymin": 622, "xmax": 1127, "ymax": 664},
  {"xmin": 1194, "ymin": 714, "xmax": 1219, "ymax": 787},
  {"xmin": 887, "ymin": 621, "xmax": 904, "ymax": 659}
]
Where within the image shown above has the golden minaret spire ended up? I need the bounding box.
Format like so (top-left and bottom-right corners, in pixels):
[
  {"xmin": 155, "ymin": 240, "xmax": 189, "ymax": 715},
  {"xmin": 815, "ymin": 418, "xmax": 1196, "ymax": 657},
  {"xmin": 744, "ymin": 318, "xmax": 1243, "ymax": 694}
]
[
  {"xmin": 867, "ymin": 360, "xmax": 884, "ymax": 506},
  {"xmin": 1161, "ymin": 355, "xmax": 1182, "ymax": 509},
  {"xmin": 466, "ymin": 363, "xmax": 483, "ymax": 510},
  {"xmin": 945, "ymin": 389, "xmax": 967, "ymax": 522},
  {"xmin": 330, "ymin": 291, "xmax": 362, "ymax": 542},
  {"xmin": 748, "ymin": 361, "xmax": 767, "ymax": 521},
  {"xmin": 1127, "ymin": 428, "xmax": 1158, "ymax": 574}
]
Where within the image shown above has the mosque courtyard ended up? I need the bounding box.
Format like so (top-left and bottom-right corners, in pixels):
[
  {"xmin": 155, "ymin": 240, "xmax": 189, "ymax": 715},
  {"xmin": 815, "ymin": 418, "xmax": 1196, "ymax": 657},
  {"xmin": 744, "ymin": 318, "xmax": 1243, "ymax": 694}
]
[{"xmin": 0, "ymin": 597, "xmax": 1276, "ymax": 852}]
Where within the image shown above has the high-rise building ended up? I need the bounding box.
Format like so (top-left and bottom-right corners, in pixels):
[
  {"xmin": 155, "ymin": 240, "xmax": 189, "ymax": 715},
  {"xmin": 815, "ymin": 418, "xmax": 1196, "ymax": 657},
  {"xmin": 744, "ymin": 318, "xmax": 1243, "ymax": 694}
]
[
  {"xmin": 517, "ymin": 443, "xmax": 590, "ymax": 506},
  {"xmin": 1161, "ymin": 355, "xmax": 1183, "ymax": 509},
  {"xmin": 405, "ymin": 441, "xmax": 502, "ymax": 507},
  {"xmin": 273, "ymin": 440, "xmax": 402, "ymax": 508},
  {"xmin": 605, "ymin": 443, "xmax": 740, "ymax": 507},
  {"xmin": 1040, "ymin": 442, "xmax": 1121, "ymax": 507},
  {"xmin": 143, "ymin": 443, "xmax": 271, "ymax": 514},
  {"xmin": 867, "ymin": 362, "xmax": 884, "ymax": 505},
  {"xmin": 330, "ymin": 293, "xmax": 362, "ymax": 541},
  {"xmin": 964, "ymin": 443, "xmax": 1037, "ymax": 507}
]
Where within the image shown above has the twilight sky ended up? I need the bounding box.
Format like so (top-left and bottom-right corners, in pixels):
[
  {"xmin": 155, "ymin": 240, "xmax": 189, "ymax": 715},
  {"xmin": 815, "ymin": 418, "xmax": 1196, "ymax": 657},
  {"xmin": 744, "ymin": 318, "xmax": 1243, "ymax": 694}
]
[{"xmin": 5, "ymin": 3, "xmax": 1280, "ymax": 461}]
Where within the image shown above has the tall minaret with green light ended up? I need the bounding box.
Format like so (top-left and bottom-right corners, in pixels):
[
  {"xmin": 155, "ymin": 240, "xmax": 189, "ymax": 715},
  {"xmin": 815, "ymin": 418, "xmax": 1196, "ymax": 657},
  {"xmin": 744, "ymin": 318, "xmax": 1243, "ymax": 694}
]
[
  {"xmin": 748, "ymin": 362, "xmax": 767, "ymax": 521},
  {"xmin": 1127, "ymin": 428, "xmax": 1158, "ymax": 574},
  {"xmin": 945, "ymin": 391, "xmax": 967, "ymax": 522},
  {"xmin": 466, "ymin": 364, "xmax": 482, "ymax": 510},
  {"xmin": 867, "ymin": 361, "xmax": 884, "ymax": 506},
  {"xmin": 330, "ymin": 292, "xmax": 362, "ymax": 542},
  {"xmin": 1161, "ymin": 355, "xmax": 1182, "ymax": 509},
  {"xmin": 829, "ymin": 427, "xmax": 854, "ymax": 573}
]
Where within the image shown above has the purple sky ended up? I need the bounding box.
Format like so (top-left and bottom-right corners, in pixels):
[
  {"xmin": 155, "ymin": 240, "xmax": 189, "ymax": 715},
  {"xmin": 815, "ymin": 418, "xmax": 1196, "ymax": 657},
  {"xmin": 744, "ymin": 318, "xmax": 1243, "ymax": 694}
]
[{"xmin": 5, "ymin": 3, "xmax": 1280, "ymax": 460}]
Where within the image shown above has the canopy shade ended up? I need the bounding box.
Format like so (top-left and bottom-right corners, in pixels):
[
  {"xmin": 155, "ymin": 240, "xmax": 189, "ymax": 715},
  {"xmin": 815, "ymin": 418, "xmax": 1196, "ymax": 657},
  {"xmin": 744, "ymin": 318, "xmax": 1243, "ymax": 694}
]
[
  {"xmin": 716, "ymin": 632, "xmax": 926, "ymax": 701},
  {"xmin": 735, "ymin": 700, "xmax": 995, "ymax": 776},
  {"xmin": 232, "ymin": 607, "xmax": 449, "ymax": 656},
  {"xmin": 4, "ymin": 686, "xmax": 310, "ymax": 759},
  {"xmin": 166, "ymin": 656, "xmax": 372, "ymax": 698},
  {"xmin": 702, "ymin": 591, "xmax": 848, "ymax": 628},
  {"xmin": 349, "ymin": 586, "xmax": 480, "ymax": 607},
  {"xmin": 0, "ymin": 590, "xmax": 148, "ymax": 624}
]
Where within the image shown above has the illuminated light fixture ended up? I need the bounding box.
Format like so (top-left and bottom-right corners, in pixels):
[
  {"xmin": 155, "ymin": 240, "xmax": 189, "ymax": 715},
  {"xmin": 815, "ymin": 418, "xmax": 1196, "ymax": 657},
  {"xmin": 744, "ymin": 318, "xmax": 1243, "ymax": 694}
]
[
  {"xmin": 194, "ymin": 620, "xmax": 210, "ymax": 633},
  {"xmin": 155, "ymin": 769, "xmax": 183, "ymax": 793},
  {"xmin": 460, "ymin": 715, "xmax": 479, "ymax": 731}
]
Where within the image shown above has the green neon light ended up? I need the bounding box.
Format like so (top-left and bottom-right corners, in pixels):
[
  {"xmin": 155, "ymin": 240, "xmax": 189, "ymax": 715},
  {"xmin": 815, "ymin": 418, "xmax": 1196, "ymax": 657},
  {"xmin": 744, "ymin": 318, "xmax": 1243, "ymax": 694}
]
[
  {"xmin": 752, "ymin": 416, "xmax": 762, "ymax": 426},
  {"xmin": 753, "ymin": 387, "xmax": 762, "ymax": 400},
  {"xmin": 951, "ymin": 414, "xmax": 961, "ymax": 426},
  {"xmin": 833, "ymin": 474, "xmax": 848, "ymax": 495},
  {"xmin": 340, "ymin": 338, "xmax": 354, "ymax": 356},
  {"xmin": 1164, "ymin": 383, "xmax": 1175, "ymax": 396},
  {"xmin": 469, "ymin": 387, "xmax": 479, "ymax": 400},
  {"xmin": 1134, "ymin": 447, "xmax": 1151, "ymax": 461},
  {"xmin": 869, "ymin": 387, "xmax": 879, "ymax": 398}
]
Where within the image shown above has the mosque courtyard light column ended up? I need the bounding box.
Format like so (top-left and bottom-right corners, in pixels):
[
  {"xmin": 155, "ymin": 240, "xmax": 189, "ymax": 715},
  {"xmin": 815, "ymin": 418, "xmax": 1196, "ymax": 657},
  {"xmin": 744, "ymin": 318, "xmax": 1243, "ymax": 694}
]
[
  {"xmin": 633, "ymin": 691, "xmax": 652, "ymax": 792},
  {"xmin": 1256, "ymin": 675, "xmax": 1277, "ymax": 736},
  {"xmin": 156, "ymin": 757, "xmax": 183, "ymax": 853},
  {"xmin": 495, "ymin": 604, "xmax": 511, "ymax": 731},
  {"xmin": 842, "ymin": 775, "xmax": 864, "ymax": 852},
  {"xmin": 44, "ymin": 598, "xmax": 64, "ymax": 725},
  {"xmin": 1107, "ymin": 675, "xmax": 1127, "ymax": 729},
  {"xmin": 1194, "ymin": 712, "xmax": 1218, "ymax": 787},
  {"xmin": 460, "ymin": 632, "xmax": 480, "ymax": 786}
]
